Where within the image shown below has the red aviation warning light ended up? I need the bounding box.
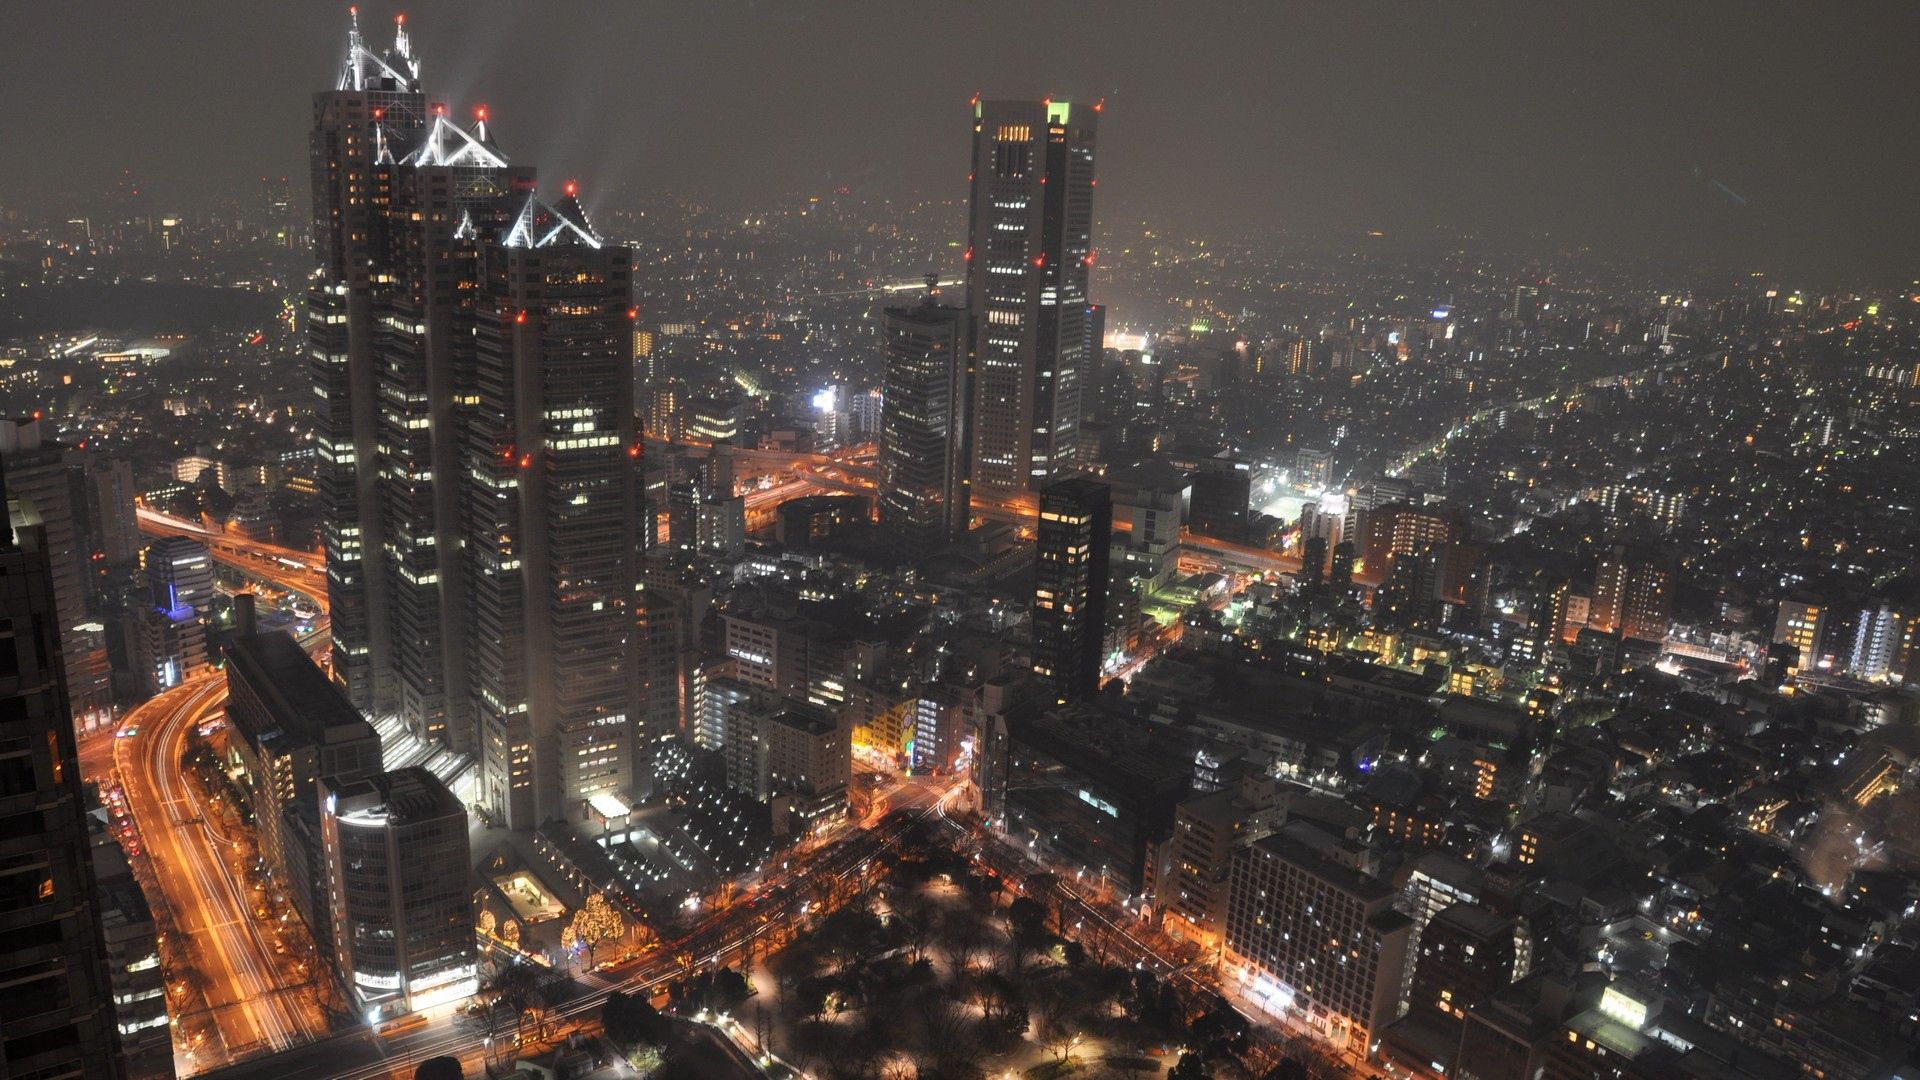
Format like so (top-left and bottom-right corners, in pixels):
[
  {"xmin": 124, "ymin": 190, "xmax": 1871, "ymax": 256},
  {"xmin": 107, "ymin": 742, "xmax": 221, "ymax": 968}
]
[
  {"xmin": 519, "ymin": 454, "xmax": 533, "ymax": 469},
  {"xmin": 1032, "ymin": 254, "xmax": 1046, "ymax": 268},
  {"xmin": 564, "ymin": 180, "xmax": 579, "ymax": 198},
  {"xmin": 1083, "ymin": 250, "xmax": 1096, "ymax": 267},
  {"xmin": 476, "ymin": 104, "xmax": 488, "ymax": 121},
  {"xmin": 395, "ymin": 11, "xmax": 405, "ymax": 24},
  {"xmin": 515, "ymin": 310, "xmax": 527, "ymax": 324},
  {"xmin": 963, "ymin": 246, "xmax": 974, "ymax": 262},
  {"xmin": 627, "ymin": 307, "xmax": 639, "ymax": 320}
]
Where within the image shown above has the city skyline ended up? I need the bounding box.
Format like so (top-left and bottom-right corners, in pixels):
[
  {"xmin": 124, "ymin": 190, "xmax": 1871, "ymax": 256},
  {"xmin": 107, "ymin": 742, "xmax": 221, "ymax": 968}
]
[
  {"xmin": 6, "ymin": 2, "xmax": 1920, "ymax": 279},
  {"xmin": 3, "ymin": 5, "xmax": 1920, "ymax": 1080}
]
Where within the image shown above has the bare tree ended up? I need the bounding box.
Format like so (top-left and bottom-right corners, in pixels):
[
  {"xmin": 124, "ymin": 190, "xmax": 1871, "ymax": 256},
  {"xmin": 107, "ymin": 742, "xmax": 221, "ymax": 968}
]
[
  {"xmin": 937, "ymin": 907, "xmax": 989, "ymax": 979},
  {"xmin": 915, "ymin": 997, "xmax": 988, "ymax": 1079},
  {"xmin": 896, "ymin": 893, "xmax": 939, "ymax": 964}
]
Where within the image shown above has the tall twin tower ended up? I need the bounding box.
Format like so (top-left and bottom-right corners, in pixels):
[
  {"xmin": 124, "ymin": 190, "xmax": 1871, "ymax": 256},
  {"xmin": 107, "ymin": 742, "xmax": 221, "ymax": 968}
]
[
  {"xmin": 310, "ymin": 10, "xmax": 642, "ymax": 829},
  {"xmin": 878, "ymin": 99, "xmax": 1101, "ymax": 551}
]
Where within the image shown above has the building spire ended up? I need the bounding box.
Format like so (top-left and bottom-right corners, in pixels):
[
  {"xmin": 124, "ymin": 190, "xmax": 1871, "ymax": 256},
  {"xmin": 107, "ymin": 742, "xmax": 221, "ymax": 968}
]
[
  {"xmin": 341, "ymin": 5, "xmax": 366, "ymax": 91},
  {"xmin": 337, "ymin": 5, "xmax": 421, "ymax": 92}
]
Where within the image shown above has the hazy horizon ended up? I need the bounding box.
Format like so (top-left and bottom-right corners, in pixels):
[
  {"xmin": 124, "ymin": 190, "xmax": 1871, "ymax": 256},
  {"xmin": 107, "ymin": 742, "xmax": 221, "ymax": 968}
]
[{"xmin": 6, "ymin": 0, "xmax": 1918, "ymax": 282}]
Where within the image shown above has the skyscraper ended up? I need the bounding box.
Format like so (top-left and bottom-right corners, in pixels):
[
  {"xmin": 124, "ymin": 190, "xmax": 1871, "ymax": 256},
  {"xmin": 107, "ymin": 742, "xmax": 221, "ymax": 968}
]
[
  {"xmin": 878, "ymin": 282, "xmax": 969, "ymax": 551},
  {"xmin": 375, "ymin": 99, "xmax": 530, "ymax": 757},
  {"xmin": 310, "ymin": 14, "xmax": 643, "ymax": 827},
  {"xmin": 0, "ymin": 482, "xmax": 125, "ymax": 1079},
  {"xmin": 463, "ymin": 191, "xmax": 642, "ymax": 828},
  {"xmin": 309, "ymin": 8, "xmax": 427, "ymax": 718},
  {"xmin": 0, "ymin": 418, "xmax": 114, "ymax": 732},
  {"xmin": 1032, "ymin": 477, "xmax": 1111, "ymax": 705},
  {"xmin": 965, "ymin": 99, "xmax": 1099, "ymax": 494}
]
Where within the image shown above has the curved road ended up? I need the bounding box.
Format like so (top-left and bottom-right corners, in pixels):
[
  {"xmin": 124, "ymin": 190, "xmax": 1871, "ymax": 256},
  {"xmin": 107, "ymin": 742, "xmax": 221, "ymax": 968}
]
[
  {"xmin": 110, "ymin": 513, "xmax": 337, "ymax": 1073},
  {"xmin": 115, "ymin": 675, "xmax": 329, "ymax": 1070}
]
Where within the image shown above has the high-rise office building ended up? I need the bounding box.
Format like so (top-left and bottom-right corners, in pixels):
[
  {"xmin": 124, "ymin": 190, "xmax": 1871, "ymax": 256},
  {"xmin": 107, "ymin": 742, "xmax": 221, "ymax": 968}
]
[
  {"xmin": 1183, "ymin": 452, "xmax": 1254, "ymax": 543},
  {"xmin": 311, "ymin": 14, "xmax": 643, "ymax": 828},
  {"xmin": 135, "ymin": 536, "xmax": 216, "ymax": 695},
  {"xmin": 140, "ymin": 536, "xmax": 214, "ymax": 618},
  {"xmin": 311, "ymin": 10, "xmax": 432, "ymax": 714},
  {"xmin": 375, "ymin": 101, "xmax": 531, "ymax": 759},
  {"xmin": 878, "ymin": 287, "xmax": 970, "ymax": 551},
  {"xmin": 0, "ymin": 419, "xmax": 114, "ymax": 732},
  {"xmin": 0, "ymin": 484, "xmax": 125, "ymax": 1079},
  {"xmin": 310, "ymin": 8, "xmax": 428, "ymax": 719},
  {"xmin": 965, "ymin": 99, "xmax": 1099, "ymax": 494},
  {"xmin": 463, "ymin": 191, "xmax": 642, "ymax": 828},
  {"xmin": 1033, "ymin": 477, "xmax": 1111, "ymax": 704}
]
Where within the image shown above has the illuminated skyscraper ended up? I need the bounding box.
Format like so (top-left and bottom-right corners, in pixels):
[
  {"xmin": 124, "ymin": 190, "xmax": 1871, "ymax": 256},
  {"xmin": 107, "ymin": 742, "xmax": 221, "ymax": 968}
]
[
  {"xmin": 1032, "ymin": 477, "xmax": 1111, "ymax": 705},
  {"xmin": 375, "ymin": 101, "xmax": 531, "ymax": 758},
  {"xmin": 318, "ymin": 767, "xmax": 475, "ymax": 1021},
  {"xmin": 463, "ymin": 192, "xmax": 642, "ymax": 828},
  {"xmin": 309, "ymin": 8, "xmax": 427, "ymax": 718},
  {"xmin": 878, "ymin": 283, "xmax": 969, "ymax": 551},
  {"xmin": 310, "ymin": 13, "xmax": 642, "ymax": 826},
  {"xmin": 964, "ymin": 99, "xmax": 1099, "ymax": 494}
]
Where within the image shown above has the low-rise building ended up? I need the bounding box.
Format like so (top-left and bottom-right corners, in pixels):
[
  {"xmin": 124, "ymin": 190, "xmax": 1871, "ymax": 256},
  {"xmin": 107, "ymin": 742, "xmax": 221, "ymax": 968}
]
[
  {"xmin": 318, "ymin": 768, "xmax": 474, "ymax": 1023},
  {"xmin": 224, "ymin": 626, "xmax": 383, "ymax": 957}
]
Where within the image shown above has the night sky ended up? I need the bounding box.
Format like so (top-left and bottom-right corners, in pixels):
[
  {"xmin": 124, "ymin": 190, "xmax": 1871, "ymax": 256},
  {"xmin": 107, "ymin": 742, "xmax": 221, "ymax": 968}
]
[{"xmin": 7, "ymin": 0, "xmax": 1917, "ymax": 279}]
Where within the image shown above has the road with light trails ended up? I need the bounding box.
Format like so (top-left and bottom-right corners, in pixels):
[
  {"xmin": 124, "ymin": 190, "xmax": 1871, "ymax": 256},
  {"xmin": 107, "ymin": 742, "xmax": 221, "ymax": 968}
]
[
  {"xmin": 114, "ymin": 672, "xmax": 333, "ymax": 1074},
  {"xmin": 202, "ymin": 777, "xmax": 965, "ymax": 1080},
  {"xmin": 135, "ymin": 508, "xmax": 328, "ymax": 606},
  {"xmin": 110, "ymin": 509, "xmax": 337, "ymax": 1073}
]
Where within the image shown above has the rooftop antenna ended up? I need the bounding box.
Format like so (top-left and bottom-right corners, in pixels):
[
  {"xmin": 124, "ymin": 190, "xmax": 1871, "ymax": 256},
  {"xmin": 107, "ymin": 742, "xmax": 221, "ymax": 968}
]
[{"xmin": 344, "ymin": 6, "xmax": 366, "ymax": 90}]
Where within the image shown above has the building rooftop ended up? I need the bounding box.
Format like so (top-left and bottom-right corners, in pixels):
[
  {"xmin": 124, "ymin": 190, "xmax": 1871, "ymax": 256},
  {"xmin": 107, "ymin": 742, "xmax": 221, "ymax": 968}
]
[
  {"xmin": 1431, "ymin": 900, "xmax": 1513, "ymax": 941},
  {"xmin": 228, "ymin": 629, "xmax": 374, "ymax": 745},
  {"xmin": 1249, "ymin": 831, "xmax": 1396, "ymax": 905},
  {"xmin": 326, "ymin": 766, "xmax": 463, "ymax": 828}
]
